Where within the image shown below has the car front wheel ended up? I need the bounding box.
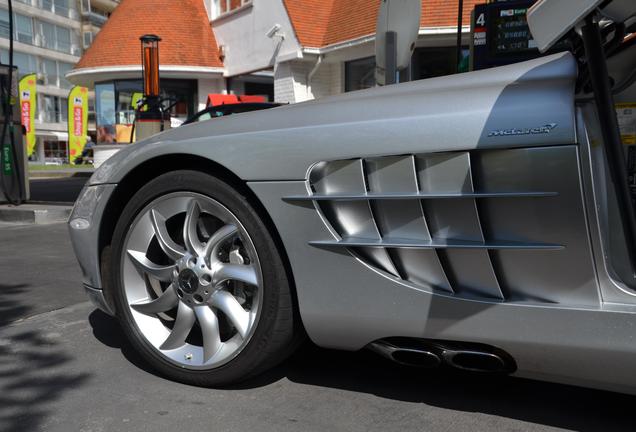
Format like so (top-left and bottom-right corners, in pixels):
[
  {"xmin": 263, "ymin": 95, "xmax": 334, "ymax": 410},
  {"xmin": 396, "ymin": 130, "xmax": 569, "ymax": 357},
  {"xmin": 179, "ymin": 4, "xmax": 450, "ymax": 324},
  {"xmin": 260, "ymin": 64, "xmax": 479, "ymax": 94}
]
[{"xmin": 110, "ymin": 170, "xmax": 300, "ymax": 386}]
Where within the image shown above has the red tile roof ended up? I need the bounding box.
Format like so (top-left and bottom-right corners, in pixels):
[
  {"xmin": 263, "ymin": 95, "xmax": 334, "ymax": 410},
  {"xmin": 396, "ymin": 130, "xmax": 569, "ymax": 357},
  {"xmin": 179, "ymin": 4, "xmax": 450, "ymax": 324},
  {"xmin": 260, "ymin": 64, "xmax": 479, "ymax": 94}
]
[
  {"xmin": 284, "ymin": 0, "xmax": 482, "ymax": 48},
  {"xmin": 75, "ymin": 0, "xmax": 223, "ymax": 70}
]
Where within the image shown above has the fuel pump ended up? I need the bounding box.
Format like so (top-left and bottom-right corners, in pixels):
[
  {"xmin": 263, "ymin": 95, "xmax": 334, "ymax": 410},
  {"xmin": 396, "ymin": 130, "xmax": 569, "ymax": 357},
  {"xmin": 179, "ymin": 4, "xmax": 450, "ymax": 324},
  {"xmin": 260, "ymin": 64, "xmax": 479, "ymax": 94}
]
[
  {"xmin": 133, "ymin": 35, "xmax": 171, "ymax": 142},
  {"xmin": 0, "ymin": 0, "xmax": 29, "ymax": 205}
]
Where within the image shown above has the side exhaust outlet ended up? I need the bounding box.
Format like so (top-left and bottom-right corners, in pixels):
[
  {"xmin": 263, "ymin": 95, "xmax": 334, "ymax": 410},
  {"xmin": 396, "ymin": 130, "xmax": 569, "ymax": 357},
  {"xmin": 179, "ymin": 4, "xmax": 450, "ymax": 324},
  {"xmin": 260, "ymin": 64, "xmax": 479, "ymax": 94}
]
[
  {"xmin": 367, "ymin": 338, "xmax": 516, "ymax": 374},
  {"xmin": 368, "ymin": 340, "xmax": 441, "ymax": 368},
  {"xmin": 440, "ymin": 348, "xmax": 509, "ymax": 373}
]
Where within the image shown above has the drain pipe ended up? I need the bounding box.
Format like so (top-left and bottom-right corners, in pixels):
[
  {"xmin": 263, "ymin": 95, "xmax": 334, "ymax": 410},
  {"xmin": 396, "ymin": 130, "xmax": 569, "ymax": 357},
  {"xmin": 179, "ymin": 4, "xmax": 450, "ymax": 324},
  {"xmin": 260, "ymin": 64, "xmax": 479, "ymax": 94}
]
[{"xmin": 307, "ymin": 54, "xmax": 323, "ymax": 99}]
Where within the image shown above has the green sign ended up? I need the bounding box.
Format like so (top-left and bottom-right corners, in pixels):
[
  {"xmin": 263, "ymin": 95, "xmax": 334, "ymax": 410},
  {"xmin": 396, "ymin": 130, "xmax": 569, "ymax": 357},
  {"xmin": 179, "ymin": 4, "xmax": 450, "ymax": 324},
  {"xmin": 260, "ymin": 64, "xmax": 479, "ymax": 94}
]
[{"xmin": 2, "ymin": 143, "xmax": 12, "ymax": 175}]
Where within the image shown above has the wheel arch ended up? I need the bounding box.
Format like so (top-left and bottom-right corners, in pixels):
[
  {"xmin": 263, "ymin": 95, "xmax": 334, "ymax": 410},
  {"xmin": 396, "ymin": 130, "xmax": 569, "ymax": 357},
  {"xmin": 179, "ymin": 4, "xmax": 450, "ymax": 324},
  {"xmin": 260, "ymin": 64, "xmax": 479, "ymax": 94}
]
[{"xmin": 97, "ymin": 153, "xmax": 300, "ymax": 322}]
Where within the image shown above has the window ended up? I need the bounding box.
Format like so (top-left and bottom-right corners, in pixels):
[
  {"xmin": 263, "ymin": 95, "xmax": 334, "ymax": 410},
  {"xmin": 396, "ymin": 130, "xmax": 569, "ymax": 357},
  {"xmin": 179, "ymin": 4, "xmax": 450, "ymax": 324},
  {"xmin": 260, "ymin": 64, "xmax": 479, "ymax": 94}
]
[
  {"xmin": 410, "ymin": 47, "xmax": 467, "ymax": 80},
  {"xmin": 0, "ymin": 10, "xmax": 34, "ymax": 45},
  {"xmin": 0, "ymin": 49, "xmax": 36, "ymax": 77},
  {"xmin": 40, "ymin": 0, "xmax": 73, "ymax": 18},
  {"xmin": 15, "ymin": 14, "xmax": 33, "ymax": 44},
  {"xmin": 40, "ymin": 20, "xmax": 55, "ymax": 49},
  {"xmin": 60, "ymin": 97, "xmax": 67, "ymax": 122},
  {"xmin": 12, "ymin": 51, "xmax": 37, "ymax": 78},
  {"xmin": 40, "ymin": 95, "xmax": 67, "ymax": 123},
  {"xmin": 40, "ymin": 0, "xmax": 54, "ymax": 14},
  {"xmin": 114, "ymin": 80, "xmax": 142, "ymax": 126},
  {"xmin": 0, "ymin": 10, "xmax": 11, "ymax": 39},
  {"xmin": 41, "ymin": 94, "xmax": 61, "ymax": 123},
  {"xmin": 43, "ymin": 140, "xmax": 67, "ymax": 161},
  {"xmin": 56, "ymin": 25, "xmax": 70, "ymax": 53},
  {"xmin": 58, "ymin": 62, "xmax": 73, "ymax": 88},
  {"xmin": 95, "ymin": 82, "xmax": 115, "ymax": 143},
  {"xmin": 54, "ymin": 0, "xmax": 71, "ymax": 18},
  {"xmin": 344, "ymin": 57, "xmax": 375, "ymax": 92},
  {"xmin": 82, "ymin": 30, "xmax": 93, "ymax": 48},
  {"xmin": 38, "ymin": 20, "xmax": 74, "ymax": 54},
  {"xmin": 212, "ymin": 0, "xmax": 251, "ymax": 19},
  {"xmin": 40, "ymin": 57, "xmax": 57, "ymax": 85}
]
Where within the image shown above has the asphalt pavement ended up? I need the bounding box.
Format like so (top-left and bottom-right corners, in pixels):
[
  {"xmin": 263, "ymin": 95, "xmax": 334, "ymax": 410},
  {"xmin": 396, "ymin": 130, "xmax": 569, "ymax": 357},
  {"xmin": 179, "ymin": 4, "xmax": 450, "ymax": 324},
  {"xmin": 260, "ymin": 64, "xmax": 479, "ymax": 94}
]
[{"xmin": 1, "ymin": 222, "xmax": 636, "ymax": 431}]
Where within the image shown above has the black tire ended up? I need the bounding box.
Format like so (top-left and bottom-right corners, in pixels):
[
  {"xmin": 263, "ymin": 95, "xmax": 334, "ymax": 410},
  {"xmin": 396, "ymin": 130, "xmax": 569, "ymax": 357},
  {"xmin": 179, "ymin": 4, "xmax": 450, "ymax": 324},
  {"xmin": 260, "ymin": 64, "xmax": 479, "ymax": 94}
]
[{"xmin": 110, "ymin": 170, "xmax": 303, "ymax": 386}]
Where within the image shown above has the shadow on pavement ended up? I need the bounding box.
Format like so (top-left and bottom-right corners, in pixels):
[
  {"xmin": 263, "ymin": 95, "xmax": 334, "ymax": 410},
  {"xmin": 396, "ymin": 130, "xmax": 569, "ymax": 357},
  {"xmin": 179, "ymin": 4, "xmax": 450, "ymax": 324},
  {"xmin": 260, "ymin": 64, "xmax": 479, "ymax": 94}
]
[
  {"xmin": 0, "ymin": 291, "xmax": 91, "ymax": 431},
  {"xmin": 88, "ymin": 308, "xmax": 636, "ymax": 431},
  {"xmin": 88, "ymin": 309, "xmax": 163, "ymax": 378},
  {"xmin": 0, "ymin": 283, "xmax": 31, "ymax": 327},
  {"xmin": 279, "ymin": 344, "xmax": 636, "ymax": 431}
]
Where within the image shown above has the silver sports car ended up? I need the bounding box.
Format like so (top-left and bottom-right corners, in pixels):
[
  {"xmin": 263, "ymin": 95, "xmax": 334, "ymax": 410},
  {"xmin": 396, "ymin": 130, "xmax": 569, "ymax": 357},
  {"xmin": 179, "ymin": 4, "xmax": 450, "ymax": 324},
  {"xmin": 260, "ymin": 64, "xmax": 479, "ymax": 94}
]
[{"xmin": 69, "ymin": 0, "xmax": 636, "ymax": 392}]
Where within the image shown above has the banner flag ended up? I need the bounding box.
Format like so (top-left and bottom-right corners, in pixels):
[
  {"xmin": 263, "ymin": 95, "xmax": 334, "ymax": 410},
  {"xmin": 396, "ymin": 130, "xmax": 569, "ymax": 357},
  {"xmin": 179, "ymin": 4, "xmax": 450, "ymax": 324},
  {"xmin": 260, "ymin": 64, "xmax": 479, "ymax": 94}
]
[
  {"xmin": 18, "ymin": 74, "xmax": 37, "ymax": 156},
  {"xmin": 68, "ymin": 86, "xmax": 89, "ymax": 164}
]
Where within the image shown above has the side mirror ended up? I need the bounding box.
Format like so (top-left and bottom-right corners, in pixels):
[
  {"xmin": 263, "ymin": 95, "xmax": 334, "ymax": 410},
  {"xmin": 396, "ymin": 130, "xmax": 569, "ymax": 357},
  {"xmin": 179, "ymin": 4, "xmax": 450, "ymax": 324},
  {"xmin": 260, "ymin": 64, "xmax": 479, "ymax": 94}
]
[{"xmin": 375, "ymin": 0, "xmax": 421, "ymax": 86}]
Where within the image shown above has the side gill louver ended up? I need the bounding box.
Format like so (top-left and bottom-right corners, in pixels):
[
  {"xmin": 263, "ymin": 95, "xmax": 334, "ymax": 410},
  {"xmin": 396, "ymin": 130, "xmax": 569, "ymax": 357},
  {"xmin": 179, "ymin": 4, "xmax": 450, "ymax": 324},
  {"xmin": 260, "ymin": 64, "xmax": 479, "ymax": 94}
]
[{"xmin": 285, "ymin": 146, "xmax": 599, "ymax": 306}]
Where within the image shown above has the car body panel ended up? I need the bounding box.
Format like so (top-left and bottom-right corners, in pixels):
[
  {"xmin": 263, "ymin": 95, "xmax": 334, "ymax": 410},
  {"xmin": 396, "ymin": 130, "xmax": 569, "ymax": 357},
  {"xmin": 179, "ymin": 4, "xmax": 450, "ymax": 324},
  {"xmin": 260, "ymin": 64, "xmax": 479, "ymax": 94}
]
[
  {"xmin": 68, "ymin": 184, "xmax": 116, "ymax": 290},
  {"xmin": 249, "ymin": 179, "xmax": 636, "ymax": 394}
]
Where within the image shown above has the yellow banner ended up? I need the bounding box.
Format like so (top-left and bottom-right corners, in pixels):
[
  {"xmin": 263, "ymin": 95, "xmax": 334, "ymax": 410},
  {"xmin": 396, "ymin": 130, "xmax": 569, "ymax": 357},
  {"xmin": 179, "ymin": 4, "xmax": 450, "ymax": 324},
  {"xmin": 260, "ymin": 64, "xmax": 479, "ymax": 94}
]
[
  {"xmin": 18, "ymin": 74, "xmax": 37, "ymax": 156},
  {"xmin": 68, "ymin": 86, "xmax": 89, "ymax": 164}
]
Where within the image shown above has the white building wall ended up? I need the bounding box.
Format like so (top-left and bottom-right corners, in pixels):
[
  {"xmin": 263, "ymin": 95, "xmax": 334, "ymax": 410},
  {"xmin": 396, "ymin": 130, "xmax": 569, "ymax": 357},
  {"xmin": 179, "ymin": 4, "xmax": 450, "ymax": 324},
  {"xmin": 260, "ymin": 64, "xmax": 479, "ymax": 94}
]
[
  {"xmin": 275, "ymin": 59, "xmax": 344, "ymax": 103},
  {"xmin": 309, "ymin": 61, "xmax": 344, "ymax": 99},
  {"xmin": 329, "ymin": 62, "xmax": 343, "ymax": 95},
  {"xmin": 210, "ymin": 0, "xmax": 302, "ymax": 77},
  {"xmin": 275, "ymin": 60, "xmax": 337, "ymax": 104},
  {"xmin": 273, "ymin": 62, "xmax": 294, "ymax": 103},
  {"xmin": 290, "ymin": 61, "xmax": 310, "ymax": 102}
]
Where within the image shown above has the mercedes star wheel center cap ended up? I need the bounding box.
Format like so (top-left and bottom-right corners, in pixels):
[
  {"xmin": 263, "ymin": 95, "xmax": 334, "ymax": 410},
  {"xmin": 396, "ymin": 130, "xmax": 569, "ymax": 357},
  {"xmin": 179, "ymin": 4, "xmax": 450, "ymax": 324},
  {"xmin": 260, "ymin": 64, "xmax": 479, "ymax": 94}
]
[{"xmin": 178, "ymin": 269, "xmax": 199, "ymax": 294}]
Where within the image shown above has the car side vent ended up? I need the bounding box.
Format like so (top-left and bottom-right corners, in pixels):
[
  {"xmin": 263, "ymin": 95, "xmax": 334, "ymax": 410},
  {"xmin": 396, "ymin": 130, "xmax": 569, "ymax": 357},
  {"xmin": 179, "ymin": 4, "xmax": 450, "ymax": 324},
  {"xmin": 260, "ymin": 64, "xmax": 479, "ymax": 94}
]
[{"xmin": 284, "ymin": 146, "xmax": 599, "ymax": 306}]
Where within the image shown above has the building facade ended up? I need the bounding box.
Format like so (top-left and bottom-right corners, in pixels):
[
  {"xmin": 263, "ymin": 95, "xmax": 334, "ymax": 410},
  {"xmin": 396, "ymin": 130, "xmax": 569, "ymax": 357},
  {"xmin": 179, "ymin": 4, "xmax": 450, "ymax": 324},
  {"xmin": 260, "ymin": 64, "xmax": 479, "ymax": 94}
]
[
  {"xmin": 207, "ymin": 0, "xmax": 480, "ymax": 103},
  {"xmin": 0, "ymin": 0, "xmax": 117, "ymax": 163}
]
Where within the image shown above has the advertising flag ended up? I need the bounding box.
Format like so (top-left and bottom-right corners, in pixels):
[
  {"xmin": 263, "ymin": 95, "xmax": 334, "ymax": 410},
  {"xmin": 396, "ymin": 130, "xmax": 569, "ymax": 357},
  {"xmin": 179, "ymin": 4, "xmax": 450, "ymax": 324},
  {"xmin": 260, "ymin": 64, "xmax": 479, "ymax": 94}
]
[
  {"xmin": 68, "ymin": 86, "xmax": 89, "ymax": 164},
  {"xmin": 18, "ymin": 74, "xmax": 37, "ymax": 156}
]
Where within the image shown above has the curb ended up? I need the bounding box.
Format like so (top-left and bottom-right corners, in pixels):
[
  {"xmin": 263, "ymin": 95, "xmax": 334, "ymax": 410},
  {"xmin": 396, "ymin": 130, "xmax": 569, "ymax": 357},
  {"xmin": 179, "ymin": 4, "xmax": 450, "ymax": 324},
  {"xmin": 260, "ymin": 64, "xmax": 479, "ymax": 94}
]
[{"xmin": 0, "ymin": 205, "xmax": 72, "ymax": 224}]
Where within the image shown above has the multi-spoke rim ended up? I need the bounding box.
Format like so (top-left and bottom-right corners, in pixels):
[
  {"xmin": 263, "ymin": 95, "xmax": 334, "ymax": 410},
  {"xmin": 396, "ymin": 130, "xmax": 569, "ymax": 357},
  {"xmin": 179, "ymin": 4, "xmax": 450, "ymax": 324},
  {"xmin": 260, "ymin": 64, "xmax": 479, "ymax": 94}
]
[{"xmin": 121, "ymin": 192, "xmax": 263, "ymax": 369}]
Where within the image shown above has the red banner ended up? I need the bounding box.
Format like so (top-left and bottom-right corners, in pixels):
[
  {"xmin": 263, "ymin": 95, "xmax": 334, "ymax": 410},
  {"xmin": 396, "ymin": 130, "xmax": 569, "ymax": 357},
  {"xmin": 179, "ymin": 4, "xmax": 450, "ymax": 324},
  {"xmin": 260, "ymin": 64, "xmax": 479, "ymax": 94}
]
[
  {"xmin": 21, "ymin": 101, "xmax": 30, "ymax": 133},
  {"xmin": 74, "ymin": 106, "xmax": 83, "ymax": 137}
]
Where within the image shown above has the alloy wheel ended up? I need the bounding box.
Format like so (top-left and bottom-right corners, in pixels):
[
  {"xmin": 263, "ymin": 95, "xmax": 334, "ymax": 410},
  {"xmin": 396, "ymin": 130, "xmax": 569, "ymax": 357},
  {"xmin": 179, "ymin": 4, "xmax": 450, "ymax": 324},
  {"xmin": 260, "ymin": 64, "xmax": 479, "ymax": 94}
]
[{"xmin": 120, "ymin": 192, "xmax": 263, "ymax": 369}]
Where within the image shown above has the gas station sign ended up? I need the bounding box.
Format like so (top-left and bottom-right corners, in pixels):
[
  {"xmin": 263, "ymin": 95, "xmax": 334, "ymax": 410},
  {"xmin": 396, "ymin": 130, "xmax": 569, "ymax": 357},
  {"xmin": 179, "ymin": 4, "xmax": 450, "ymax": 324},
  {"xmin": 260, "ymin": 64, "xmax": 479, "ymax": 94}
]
[{"xmin": 470, "ymin": 0, "xmax": 541, "ymax": 71}]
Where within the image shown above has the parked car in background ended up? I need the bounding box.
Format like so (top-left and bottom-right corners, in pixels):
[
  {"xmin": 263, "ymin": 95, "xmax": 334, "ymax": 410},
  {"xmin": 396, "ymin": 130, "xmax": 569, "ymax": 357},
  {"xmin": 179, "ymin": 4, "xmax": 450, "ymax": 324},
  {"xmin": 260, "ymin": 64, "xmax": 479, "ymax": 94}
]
[{"xmin": 183, "ymin": 102, "xmax": 282, "ymax": 125}]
